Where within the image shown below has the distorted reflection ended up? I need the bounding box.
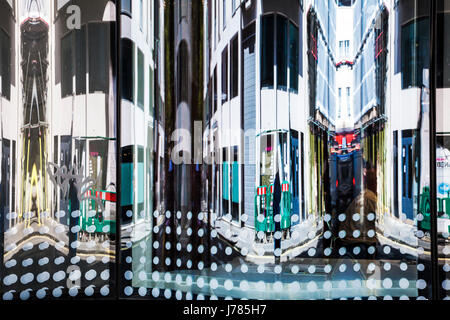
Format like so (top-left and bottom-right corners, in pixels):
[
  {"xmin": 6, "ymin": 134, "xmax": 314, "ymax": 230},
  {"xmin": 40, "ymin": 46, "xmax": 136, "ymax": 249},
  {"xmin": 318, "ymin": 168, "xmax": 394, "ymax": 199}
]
[
  {"xmin": 129, "ymin": 0, "xmax": 439, "ymax": 301},
  {"xmin": 1, "ymin": 0, "xmax": 449, "ymax": 301},
  {"xmin": 1, "ymin": 0, "xmax": 117, "ymax": 300}
]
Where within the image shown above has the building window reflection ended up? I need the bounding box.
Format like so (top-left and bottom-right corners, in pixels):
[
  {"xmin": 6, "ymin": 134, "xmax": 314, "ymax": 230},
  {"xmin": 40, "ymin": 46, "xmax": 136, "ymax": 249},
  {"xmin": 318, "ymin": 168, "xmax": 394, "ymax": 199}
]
[
  {"xmin": 61, "ymin": 23, "xmax": 110, "ymax": 97},
  {"xmin": 261, "ymin": 15, "xmax": 274, "ymax": 89},
  {"xmin": 221, "ymin": 45, "xmax": 228, "ymax": 104},
  {"xmin": 0, "ymin": 28, "xmax": 11, "ymax": 100},
  {"xmin": 137, "ymin": 48, "xmax": 145, "ymax": 109},
  {"xmin": 277, "ymin": 15, "xmax": 288, "ymax": 91},
  {"xmin": 289, "ymin": 21, "xmax": 299, "ymax": 93},
  {"xmin": 122, "ymin": 0, "xmax": 132, "ymax": 16},
  {"xmin": 401, "ymin": 17, "xmax": 430, "ymax": 89},
  {"xmin": 121, "ymin": 38, "xmax": 135, "ymax": 102}
]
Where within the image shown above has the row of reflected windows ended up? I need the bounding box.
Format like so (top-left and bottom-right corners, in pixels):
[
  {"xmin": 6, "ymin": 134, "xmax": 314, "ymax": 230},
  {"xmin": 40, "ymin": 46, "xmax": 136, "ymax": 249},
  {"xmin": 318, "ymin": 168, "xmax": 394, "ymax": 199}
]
[
  {"xmin": 120, "ymin": 38, "xmax": 154, "ymax": 116},
  {"xmin": 3, "ymin": 7, "xmax": 450, "ymax": 105},
  {"xmin": 210, "ymin": 12, "xmax": 301, "ymax": 118}
]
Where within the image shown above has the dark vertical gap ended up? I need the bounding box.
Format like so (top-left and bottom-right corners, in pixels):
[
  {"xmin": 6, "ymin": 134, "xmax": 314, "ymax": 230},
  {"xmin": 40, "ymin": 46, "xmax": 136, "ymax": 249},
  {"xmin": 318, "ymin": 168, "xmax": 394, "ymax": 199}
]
[
  {"xmin": 429, "ymin": 0, "xmax": 439, "ymax": 301},
  {"xmin": 115, "ymin": 0, "xmax": 122, "ymax": 301}
]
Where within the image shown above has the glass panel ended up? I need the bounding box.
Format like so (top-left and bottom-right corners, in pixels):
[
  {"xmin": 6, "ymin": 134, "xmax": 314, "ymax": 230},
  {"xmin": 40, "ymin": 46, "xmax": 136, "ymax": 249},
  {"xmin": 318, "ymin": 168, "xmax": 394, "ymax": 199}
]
[
  {"xmin": 135, "ymin": 0, "xmax": 433, "ymax": 302},
  {"xmin": 2, "ymin": 0, "xmax": 449, "ymax": 303},
  {"xmin": 436, "ymin": 0, "xmax": 450, "ymax": 301},
  {"xmin": 1, "ymin": 0, "xmax": 117, "ymax": 301}
]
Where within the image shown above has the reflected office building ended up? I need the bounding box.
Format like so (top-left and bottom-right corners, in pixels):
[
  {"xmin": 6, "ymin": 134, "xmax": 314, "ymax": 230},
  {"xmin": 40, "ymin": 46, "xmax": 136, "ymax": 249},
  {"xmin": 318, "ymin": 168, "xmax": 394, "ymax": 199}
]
[{"xmin": 1, "ymin": 0, "xmax": 450, "ymax": 301}]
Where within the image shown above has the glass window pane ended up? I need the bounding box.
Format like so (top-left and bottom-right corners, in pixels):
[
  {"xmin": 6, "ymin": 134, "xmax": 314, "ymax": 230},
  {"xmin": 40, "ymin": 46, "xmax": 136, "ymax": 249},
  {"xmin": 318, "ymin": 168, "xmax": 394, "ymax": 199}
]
[
  {"xmin": 137, "ymin": 48, "xmax": 144, "ymax": 109},
  {"xmin": 221, "ymin": 46, "xmax": 228, "ymax": 104},
  {"xmin": 75, "ymin": 25, "xmax": 86, "ymax": 95},
  {"xmin": 289, "ymin": 21, "xmax": 299, "ymax": 92},
  {"xmin": 261, "ymin": 15, "xmax": 274, "ymax": 88},
  {"xmin": 88, "ymin": 22, "xmax": 110, "ymax": 93},
  {"xmin": 0, "ymin": 28, "xmax": 11, "ymax": 100},
  {"xmin": 149, "ymin": 66, "xmax": 154, "ymax": 117},
  {"xmin": 231, "ymin": 35, "xmax": 239, "ymax": 98},
  {"xmin": 277, "ymin": 15, "xmax": 288, "ymax": 90},
  {"xmin": 122, "ymin": 0, "xmax": 132, "ymax": 15},
  {"xmin": 61, "ymin": 31, "xmax": 74, "ymax": 97},
  {"xmin": 121, "ymin": 38, "xmax": 134, "ymax": 102},
  {"xmin": 437, "ymin": 12, "xmax": 450, "ymax": 88},
  {"xmin": 401, "ymin": 18, "xmax": 430, "ymax": 89}
]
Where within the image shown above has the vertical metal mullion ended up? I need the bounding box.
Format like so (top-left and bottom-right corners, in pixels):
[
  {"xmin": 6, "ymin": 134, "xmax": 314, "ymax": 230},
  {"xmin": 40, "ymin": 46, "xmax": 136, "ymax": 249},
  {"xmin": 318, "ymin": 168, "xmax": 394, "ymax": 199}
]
[
  {"xmin": 115, "ymin": 0, "xmax": 122, "ymax": 301},
  {"xmin": 429, "ymin": 0, "xmax": 439, "ymax": 301}
]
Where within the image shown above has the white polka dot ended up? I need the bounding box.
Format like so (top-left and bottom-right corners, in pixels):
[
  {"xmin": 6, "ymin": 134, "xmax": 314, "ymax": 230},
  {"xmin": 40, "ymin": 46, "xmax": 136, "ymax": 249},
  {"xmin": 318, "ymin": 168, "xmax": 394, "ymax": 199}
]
[
  {"xmin": 152, "ymin": 288, "xmax": 160, "ymax": 298},
  {"xmin": 442, "ymin": 279, "xmax": 450, "ymax": 290},
  {"xmin": 224, "ymin": 280, "xmax": 233, "ymax": 291},
  {"xmin": 399, "ymin": 278, "xmax": 409, "ymax": 289},
  {"xmin": 273, "ymin": 281, "xmax": 283, "ymax": 292},
  {"xmin": 416, "ymin": 279, "xmax": 427, "ymax": 290},
  {"xmin": 382, "ymin": 278, "xmax": 393, "ymax": 289},
  {"xmin": 307, "ymin": 281, "xmax": 317, "ymax": 292},
  {"xmin": 323, "ymin": 281, "xmax": 332, "ymax": 291}
]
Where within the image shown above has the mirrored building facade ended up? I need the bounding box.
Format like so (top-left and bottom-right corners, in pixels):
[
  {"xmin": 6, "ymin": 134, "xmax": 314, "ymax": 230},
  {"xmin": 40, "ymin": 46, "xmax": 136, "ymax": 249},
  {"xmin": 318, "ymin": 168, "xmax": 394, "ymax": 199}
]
[{"xmin": 0, "ymin": 0, "xmax": 449, "ymax": 301}]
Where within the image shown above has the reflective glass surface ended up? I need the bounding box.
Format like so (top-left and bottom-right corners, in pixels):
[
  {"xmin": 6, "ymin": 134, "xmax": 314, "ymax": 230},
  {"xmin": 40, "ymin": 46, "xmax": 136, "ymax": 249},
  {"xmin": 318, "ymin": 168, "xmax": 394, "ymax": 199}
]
[{"xmin": 0, "ymin": 0, "xmax": 449, "ymax": 301}]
